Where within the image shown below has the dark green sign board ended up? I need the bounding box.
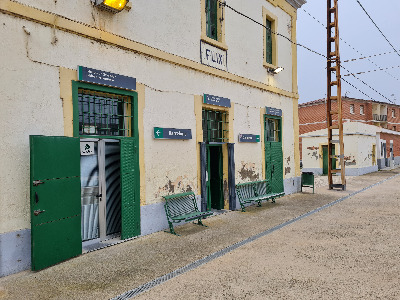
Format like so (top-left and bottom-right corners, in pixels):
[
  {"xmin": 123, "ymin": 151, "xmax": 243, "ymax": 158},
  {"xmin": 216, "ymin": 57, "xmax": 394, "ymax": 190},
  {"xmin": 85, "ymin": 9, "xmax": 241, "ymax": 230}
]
[
  {"xmin": 78, "ymin": 66, "xmax": 136, "ymax": 90},
  {"xmin": 238, "ymin": 134, "xmax": 260, "ymax": 143},
  {"xmin": 154, "ymin": 127, "xmax": 192, "ymax": 140},
  {"xmin": 203, "ymin": 94, "xmax": 231, "ymax": 108}
]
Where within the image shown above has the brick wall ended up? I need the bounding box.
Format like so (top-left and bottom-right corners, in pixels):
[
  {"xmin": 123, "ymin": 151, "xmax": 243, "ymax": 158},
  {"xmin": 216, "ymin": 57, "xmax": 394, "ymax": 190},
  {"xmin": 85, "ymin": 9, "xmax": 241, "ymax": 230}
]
[
  {"xmin": 387, "ymin": 105, "xmax": 400, "ymax": 131},
  {"xmin": 380, "ymin": 132, "xmax": 400, "ymax": 158}
]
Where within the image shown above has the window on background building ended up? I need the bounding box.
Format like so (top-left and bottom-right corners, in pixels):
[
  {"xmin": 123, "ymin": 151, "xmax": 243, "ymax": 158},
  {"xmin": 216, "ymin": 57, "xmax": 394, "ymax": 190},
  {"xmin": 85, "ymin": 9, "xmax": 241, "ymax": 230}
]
[
  {"xmin": 360, "ymin": 105, "xmax": 364, "ymax": 115},
  {"xmin": 392, "ymin": 109, "xmax": 396, "ymax": 118},
  {"xmin": 350, "ymin": 104, "xmax": 355, "ymax": 114},
  {"xmin": 393, "ymin": 126, "xmax": 397, "ymax": 131}
]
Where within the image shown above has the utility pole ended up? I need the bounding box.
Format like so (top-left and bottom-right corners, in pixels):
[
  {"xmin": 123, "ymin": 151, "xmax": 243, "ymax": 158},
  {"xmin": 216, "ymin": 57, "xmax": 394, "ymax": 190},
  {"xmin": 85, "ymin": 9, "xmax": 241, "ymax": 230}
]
[{"xmin": 327, "ymin": 0, "xmax": 346, "ymax": 190}]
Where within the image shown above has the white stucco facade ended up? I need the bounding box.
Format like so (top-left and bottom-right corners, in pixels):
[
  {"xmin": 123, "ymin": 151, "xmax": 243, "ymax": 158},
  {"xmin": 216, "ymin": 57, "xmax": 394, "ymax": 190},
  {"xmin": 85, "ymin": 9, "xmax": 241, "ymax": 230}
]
[
  {"xmin": 0, "ymin": 0, "xmax": 304, "ymax": 277},
  {"xmin": 301, "ymin": 122, "xmax": 380, "ymax": 176}
]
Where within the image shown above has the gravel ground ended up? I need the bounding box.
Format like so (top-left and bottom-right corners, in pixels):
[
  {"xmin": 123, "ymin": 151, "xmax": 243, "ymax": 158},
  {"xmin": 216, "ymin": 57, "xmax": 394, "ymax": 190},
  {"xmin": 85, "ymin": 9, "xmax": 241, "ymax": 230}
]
[
  {"xmin": 0, "ymin": 168, "xmax": 399, "ymax": 299},
  {"xmin": 136, "ymin": 171, "xmax": 400, "ymax": 299}
]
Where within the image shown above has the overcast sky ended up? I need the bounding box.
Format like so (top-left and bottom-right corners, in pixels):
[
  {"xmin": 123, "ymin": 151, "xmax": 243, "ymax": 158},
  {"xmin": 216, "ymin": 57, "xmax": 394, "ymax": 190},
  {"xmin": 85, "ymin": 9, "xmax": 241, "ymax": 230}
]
[{"xmin": 297, "ymin": 0, "xmax": 400, "ymax": 104}]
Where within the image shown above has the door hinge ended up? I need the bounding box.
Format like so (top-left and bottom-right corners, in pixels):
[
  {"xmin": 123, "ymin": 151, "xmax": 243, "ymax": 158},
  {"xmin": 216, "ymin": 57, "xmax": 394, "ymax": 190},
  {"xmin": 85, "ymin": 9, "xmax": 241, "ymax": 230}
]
[
  {"xmin": 33, "ymin": 180, "xmax": 45, "ymax": 186},
  {"xmin": 34, "ymin": 209, "xmax": 46, "ymax": 216}
]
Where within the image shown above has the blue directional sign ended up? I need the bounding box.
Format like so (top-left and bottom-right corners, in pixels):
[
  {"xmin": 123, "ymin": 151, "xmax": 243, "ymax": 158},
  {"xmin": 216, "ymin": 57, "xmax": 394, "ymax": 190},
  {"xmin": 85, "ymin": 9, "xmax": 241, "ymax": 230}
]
[
  {"xmin": 154, "ymin": 127, "xmax": 192, "ymax": 140},
  {"xmin": 78, "ymin": 66, "xmax": 136, "ymax": 90},
  {"xmin": 238, "ymin": 134, "xmax": 260, "ymax": 143},
  {"xmin": 203, "ymin": 94, "xmax": 231, "ymax": 108}
]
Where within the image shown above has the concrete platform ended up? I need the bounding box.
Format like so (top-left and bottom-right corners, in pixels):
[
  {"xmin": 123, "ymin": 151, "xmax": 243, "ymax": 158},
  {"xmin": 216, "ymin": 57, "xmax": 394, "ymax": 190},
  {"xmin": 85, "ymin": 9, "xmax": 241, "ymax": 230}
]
[{"xmin": 0, "ymin": 168, "xmax": 399, "ymax": 299}]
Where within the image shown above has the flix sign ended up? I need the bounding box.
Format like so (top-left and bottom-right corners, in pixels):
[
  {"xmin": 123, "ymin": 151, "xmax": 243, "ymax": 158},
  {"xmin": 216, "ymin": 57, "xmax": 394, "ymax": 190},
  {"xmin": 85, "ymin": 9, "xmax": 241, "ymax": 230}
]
[{"xmin": 200, "ymin": 41, "xmax": 227, "ymax": 71}]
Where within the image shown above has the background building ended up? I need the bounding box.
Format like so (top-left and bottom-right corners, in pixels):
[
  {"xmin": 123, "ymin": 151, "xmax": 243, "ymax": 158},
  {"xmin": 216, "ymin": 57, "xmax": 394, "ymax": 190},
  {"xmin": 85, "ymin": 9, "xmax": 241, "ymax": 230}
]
[
  {"xmin": 0, "ymin": 0, "xmax": 306, "ymax": 277},
  {"xmin": 299, "ymin": 97, "xmax": 400, "ymax": 175}
]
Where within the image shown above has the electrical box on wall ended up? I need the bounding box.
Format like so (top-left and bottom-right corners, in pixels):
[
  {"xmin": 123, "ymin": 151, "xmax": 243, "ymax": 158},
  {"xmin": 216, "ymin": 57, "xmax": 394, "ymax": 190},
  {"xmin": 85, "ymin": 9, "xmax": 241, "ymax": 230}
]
[{"xmin": 92, "ymin": 0, "xmax": 130, "ymax": 13}]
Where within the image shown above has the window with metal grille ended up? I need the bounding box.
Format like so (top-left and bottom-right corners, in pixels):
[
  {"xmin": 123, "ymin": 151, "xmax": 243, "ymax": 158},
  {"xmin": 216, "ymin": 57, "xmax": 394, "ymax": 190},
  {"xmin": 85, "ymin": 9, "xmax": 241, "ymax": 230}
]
[
  {"xmin": 78, "ymin": 88, "xmax": 132, "ymax": 136},
  {"xmin": 206, "ymin": 0, "xmax": 218, "ymax": 40},
  {"xmin": 265, "ymin": 18, "xmax": 273, "ymax": 64},
  {"xmin": 265, "ymin": 118, "xmax": 280, "ymax": 142},
  {"xmin": 202, "ymin": 109, "xmax": 229, "ymax": 142}
]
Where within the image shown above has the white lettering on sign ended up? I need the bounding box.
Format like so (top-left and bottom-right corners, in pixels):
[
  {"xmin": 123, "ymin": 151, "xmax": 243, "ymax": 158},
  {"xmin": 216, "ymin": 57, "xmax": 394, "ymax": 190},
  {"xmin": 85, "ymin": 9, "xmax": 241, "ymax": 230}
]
[
  {"xmin": 200, "ymin": 41, "xmax": 227, "ymax": 71},
  {"xmin": 169, "ymin": 131, "xmax": 184, "ymax": 136},
  {"xmin": 80, "ymin": 142, "xmax": 95, "ymax": 156},
  {"xmin": 87, "ymin": 69, "xmax": 117, "ymax": 83}
]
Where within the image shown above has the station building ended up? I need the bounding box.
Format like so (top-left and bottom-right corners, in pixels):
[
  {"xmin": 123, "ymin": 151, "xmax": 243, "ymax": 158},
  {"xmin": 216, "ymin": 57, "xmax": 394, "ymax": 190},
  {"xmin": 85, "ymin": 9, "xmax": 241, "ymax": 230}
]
[{"xmin": 0, "ymin": 0, "xmax": 306, "ymax": 277}]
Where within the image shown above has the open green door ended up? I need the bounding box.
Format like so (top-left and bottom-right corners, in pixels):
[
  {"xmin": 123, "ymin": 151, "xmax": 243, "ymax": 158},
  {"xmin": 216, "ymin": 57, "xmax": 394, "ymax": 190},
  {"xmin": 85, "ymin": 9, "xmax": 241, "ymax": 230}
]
[
  {"xmin": 120, "ymin": 138, "xmax": 140, "ymax": 239},
  {"xmin": 30, "ymin": 136, "xmax": 81, "ymax": 271}
]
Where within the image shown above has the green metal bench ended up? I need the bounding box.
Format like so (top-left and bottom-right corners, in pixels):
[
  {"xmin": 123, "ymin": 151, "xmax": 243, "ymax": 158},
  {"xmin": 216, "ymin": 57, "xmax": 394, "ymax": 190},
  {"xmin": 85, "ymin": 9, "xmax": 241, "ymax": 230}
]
[
  {"xmin": 236, "ymin": 180, "xmax": 285, "ymax": 212},
  {"xmin": 163, "ymin": 191, "xmax": 213, "ymax": 236}
]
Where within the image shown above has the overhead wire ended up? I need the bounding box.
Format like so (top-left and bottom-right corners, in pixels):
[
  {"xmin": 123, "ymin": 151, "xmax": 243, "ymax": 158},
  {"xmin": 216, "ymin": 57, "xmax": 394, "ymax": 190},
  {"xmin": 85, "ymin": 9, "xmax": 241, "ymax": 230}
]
[
  {"xmin": 355, "ymin": 0, "xmax": 400, "ymax": 58},
  {"xmin": 302, "ymin": 7, "xmax": 400, "ymax": 82},
  {"xmin": 216, "ymin": 1, "xmax": 394, "ymax": 103},
  {"xmin": 343, "ymin": 65, "xmax": 400, "ymax": 77},
  {"xmin": 343, "ymin": 51, "xmax": 395, "ymax": 63}
]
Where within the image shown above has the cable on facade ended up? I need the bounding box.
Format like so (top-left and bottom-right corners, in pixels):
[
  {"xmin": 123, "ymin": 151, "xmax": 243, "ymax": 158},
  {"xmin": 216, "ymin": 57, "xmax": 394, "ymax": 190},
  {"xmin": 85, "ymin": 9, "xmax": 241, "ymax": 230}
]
[{"xmin": 355, "ymin": 0, "xmax": 400, "ymax": 58}]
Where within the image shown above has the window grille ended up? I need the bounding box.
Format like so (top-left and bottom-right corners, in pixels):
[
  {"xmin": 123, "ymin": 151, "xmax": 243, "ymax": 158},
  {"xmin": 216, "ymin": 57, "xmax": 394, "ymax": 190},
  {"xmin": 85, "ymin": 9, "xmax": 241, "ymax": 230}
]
[
  {"xmin": 350, "ymin": 104, "xmax": 355, "ymax": 114},
  {"xmin": 78, "ymin": 88, "xmax": 132, "ymax": 136},
  {"xmin": 265, "ymin": 118, "xmax": 280, "ymax": 142},
  {"xmin": 202, "ymin": 109, "xmax": 229, "ymax": 142}
]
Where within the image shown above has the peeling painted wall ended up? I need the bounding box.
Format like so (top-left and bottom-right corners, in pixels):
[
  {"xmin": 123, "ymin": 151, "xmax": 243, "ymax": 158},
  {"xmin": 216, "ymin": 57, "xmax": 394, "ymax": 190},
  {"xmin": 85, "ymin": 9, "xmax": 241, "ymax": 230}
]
[{"xmin": 301, "ymin": 122, "xmax": 379, "ymax": 171}]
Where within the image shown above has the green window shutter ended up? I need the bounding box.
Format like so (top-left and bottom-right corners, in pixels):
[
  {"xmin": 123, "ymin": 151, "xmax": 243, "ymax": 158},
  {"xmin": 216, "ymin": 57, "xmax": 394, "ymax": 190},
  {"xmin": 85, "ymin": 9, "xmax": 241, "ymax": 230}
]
[
  {"xmin": 120, "ymin": 138, "xmax": 140, "ymax": 239},
  {"xmin": 206, "ymin": 0, "xmax": 218, "ymax": 40},
  {"xmin": 266, "ymin": 19, "xmax": 273, "ymax": 64}
]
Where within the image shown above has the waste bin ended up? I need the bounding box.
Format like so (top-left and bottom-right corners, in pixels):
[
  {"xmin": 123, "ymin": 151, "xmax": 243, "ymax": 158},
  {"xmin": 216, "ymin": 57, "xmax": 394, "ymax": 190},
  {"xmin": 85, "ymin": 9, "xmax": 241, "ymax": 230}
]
[{"xmin": 301, "ymin": 172, "xmax": 314, "ymax": 193}]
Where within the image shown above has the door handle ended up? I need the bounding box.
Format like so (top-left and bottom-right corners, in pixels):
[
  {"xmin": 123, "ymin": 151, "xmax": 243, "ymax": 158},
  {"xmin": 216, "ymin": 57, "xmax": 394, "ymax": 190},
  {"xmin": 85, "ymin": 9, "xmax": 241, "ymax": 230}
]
[
  {"xmin": 34, "ymin": 209, "xmax": 46, "ymax": 216},
  {"xmin": 35, "ymin": 192, "xmax": 39, "ymax": 204}
]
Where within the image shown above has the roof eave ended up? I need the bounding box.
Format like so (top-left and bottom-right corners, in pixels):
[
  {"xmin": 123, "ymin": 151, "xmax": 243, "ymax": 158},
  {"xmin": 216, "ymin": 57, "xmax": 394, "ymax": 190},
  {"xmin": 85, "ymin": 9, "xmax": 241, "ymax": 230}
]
[{"xmin": 286, "ymin": 0, "xmax": 307, "ymax": 9}]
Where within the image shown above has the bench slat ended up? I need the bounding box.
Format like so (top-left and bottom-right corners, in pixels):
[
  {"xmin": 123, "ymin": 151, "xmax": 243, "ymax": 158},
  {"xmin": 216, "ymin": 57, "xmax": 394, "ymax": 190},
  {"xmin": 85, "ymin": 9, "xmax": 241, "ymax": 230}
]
[
  {"xmin": 163, "ymin": 191, "xmax": 212, "ymax": 235},
  {"xmin": 236, "ymin": 180, "xmax": 284, "ymax": 212}
]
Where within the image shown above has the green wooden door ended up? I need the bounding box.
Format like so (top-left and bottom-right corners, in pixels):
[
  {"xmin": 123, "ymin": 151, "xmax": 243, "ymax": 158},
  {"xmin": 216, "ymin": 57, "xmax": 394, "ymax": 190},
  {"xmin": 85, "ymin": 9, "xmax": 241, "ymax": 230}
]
[
  {"xmin": 265, "ymin": 117, "xmax": 284, "ymax": 194},
  {"xmin": 270, "ymin": 142, "xmax": 284, "ymax": 193},
  {"xmin": 30, "ymin": 136, "xmax": 81, "ymax": 271},
  {"xmin": 120, "ymin": 138, "xmax": 140, "ymax": 239},
  {"xmin": 323, "ymin": 145, "xmax": 336, "ymax": 175}
]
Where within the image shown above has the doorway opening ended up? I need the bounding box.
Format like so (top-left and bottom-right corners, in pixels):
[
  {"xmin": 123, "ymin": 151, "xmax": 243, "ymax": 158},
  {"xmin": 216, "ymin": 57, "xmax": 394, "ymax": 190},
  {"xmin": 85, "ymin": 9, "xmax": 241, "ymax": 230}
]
[
  {"xmin": 207, "ymin": 145, "xmax": 224, "ymax": 210},
  {"xmin": 80, "ymin": 139, "xmax": 122, "ymax": 247}
]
